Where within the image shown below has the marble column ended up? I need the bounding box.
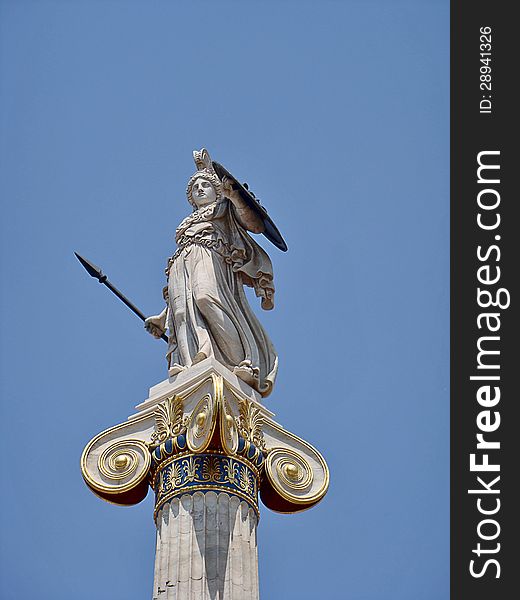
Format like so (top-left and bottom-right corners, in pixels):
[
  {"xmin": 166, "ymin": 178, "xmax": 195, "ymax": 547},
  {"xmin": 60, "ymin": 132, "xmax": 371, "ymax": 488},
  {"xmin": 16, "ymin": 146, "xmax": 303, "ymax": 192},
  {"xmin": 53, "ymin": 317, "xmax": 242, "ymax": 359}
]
[
  {"xmin": 153, "ymin": 492, "xmax": 258, "ymax": 600},
  {"xmin": 81, "ymin": 359, "xmax": 329, "ymax": 599}
]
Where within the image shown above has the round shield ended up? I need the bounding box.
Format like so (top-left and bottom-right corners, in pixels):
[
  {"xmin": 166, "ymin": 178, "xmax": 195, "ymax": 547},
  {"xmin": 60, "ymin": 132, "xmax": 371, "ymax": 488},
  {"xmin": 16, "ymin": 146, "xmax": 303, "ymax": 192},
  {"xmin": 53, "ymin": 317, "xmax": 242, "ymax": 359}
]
[{"xmin": 212, "ymin": 161, "xmax": 288, "ymax": 252}]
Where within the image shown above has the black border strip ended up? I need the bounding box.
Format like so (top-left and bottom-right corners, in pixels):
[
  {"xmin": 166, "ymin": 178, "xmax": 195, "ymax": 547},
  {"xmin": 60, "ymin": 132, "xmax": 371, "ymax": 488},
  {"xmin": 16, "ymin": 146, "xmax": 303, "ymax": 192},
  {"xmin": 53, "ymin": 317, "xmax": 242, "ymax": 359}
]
[{"xmin": 451, "ymin": 2, "xmax": 517, "ymax": 598}]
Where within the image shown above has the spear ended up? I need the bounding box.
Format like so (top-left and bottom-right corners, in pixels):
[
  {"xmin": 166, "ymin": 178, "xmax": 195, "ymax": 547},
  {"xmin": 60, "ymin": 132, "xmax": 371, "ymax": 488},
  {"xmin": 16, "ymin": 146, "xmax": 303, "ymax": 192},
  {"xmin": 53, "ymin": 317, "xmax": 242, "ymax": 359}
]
[{"xmin": 74, "ymin": 252, "xmax": 168, "ymax": 343}]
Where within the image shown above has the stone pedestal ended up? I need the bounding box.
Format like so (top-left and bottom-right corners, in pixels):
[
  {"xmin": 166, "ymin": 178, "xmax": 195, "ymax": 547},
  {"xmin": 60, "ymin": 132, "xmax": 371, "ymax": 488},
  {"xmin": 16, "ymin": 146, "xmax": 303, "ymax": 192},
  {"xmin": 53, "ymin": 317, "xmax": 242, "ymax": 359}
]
[{"xmin": 81, "ymin": 358, "xmax": 329, "ymax": 599}]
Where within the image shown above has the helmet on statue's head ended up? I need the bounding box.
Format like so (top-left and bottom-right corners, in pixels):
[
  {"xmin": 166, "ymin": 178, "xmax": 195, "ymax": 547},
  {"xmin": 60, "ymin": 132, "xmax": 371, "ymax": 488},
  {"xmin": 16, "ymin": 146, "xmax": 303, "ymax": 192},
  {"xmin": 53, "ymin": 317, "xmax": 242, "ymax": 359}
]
[{"xmin": 186, "ymin": 148, "xmax": 223, "ymax": 207}]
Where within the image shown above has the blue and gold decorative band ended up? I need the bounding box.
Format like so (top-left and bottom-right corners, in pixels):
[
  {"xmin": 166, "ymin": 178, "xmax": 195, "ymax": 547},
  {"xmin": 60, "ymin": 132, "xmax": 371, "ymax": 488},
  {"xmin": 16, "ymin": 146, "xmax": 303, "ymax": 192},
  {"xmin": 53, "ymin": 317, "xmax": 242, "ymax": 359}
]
[
  {"xmin": 151, "ymin": 433, "xmax": 188, "ymax": 467},
  {"xmin": 236, "ymin": 436, "xmax": 264, "ymax": 468},
  {"xmin": 153, "ymin": 451, "xmax": 260, "ymax": 520}
]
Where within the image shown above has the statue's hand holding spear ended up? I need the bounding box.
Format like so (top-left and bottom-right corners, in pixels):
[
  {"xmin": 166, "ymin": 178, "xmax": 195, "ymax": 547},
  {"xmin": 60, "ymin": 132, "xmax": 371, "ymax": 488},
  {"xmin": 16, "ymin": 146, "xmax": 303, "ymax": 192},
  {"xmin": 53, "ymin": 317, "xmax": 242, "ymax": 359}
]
[
  {"xmin": 144, "ymin": 309, "xmax": 167, "ymax": 340},
  {"xmin": 144, "ymin": 284, "xmax": 170, "ymax": 340}
]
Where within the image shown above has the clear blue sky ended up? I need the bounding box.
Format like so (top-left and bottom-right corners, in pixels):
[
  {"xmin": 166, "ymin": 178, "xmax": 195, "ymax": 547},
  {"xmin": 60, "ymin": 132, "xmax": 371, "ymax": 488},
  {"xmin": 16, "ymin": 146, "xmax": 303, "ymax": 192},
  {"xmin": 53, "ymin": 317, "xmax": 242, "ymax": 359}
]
[{"xmin": 0, "ymin": 1, "xmax": 449, "ymax": 598}]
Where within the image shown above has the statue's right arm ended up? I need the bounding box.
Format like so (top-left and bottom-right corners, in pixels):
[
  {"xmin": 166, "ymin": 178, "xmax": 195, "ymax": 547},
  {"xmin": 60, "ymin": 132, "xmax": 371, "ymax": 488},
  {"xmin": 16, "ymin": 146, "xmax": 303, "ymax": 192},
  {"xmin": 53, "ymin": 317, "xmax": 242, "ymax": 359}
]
[{"xmin": 144, "ymin": 307, "xmax": 167, "ymax": 339}]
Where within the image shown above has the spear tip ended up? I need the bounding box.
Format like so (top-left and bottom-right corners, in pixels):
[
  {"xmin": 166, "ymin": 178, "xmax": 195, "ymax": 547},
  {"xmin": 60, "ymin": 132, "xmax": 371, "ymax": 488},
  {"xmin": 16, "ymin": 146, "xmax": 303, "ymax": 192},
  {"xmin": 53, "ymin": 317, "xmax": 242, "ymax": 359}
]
[{"xmin": 74, "ymin": 252, "xmax": 104, "ymax": 280}]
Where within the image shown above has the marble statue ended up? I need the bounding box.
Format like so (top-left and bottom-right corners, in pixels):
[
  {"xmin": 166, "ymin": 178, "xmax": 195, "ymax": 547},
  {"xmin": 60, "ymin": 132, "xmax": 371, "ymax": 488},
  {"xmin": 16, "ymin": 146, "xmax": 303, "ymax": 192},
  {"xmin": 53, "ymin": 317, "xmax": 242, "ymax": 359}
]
[
  {"xmin": 80, "ymin": 149, "xmax": 329, "ymax": 600},
  {"xmin": 144, "ymin": 149, "xmax": 282, "ymax": 397}
]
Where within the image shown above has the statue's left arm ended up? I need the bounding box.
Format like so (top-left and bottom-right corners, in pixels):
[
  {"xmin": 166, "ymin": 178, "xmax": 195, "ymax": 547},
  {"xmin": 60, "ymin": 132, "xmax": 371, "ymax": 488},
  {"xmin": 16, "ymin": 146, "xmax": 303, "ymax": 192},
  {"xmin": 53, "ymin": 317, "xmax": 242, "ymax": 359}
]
[{"xmin": 222, "ymin": 177, "xmax": 264, "ymax": 234}]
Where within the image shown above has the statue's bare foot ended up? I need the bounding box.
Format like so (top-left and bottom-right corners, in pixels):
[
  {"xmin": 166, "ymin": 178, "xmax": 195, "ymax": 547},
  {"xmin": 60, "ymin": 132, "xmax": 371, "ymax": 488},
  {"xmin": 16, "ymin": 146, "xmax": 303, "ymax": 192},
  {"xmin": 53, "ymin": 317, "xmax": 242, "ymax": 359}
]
[
  {"xmin": 234, "ymin": 360, "xmax": 260, "ymax": 387},
  {"xmin": 192, "ymin": 352, "xmax": 208, "ymax": 365}
]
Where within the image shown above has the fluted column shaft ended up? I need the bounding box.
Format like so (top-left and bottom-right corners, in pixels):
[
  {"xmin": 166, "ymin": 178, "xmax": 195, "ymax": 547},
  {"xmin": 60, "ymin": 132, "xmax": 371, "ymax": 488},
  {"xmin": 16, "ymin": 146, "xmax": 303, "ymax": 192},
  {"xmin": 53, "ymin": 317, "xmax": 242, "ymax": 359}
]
[{"xmin": 153, "ymin": 491, "xmax": 259, "ymax": 600}]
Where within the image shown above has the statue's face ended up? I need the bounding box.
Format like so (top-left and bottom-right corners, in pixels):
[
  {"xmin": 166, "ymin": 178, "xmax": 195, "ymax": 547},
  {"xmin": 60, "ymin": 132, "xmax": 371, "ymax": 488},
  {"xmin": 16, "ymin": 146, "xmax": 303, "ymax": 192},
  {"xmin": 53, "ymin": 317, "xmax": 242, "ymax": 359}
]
[{"xmin": 191, "ymin": 177, "xmax": 217, "ymax": 207}]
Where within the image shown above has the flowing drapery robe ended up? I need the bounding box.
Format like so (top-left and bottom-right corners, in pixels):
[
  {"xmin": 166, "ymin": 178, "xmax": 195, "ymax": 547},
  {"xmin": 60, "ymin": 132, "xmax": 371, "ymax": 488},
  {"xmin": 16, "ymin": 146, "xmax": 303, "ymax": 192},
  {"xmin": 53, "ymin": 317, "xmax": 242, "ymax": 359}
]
[{"xmin": 165, "ymin": 199, "xmax": 277, "ymax": 397}]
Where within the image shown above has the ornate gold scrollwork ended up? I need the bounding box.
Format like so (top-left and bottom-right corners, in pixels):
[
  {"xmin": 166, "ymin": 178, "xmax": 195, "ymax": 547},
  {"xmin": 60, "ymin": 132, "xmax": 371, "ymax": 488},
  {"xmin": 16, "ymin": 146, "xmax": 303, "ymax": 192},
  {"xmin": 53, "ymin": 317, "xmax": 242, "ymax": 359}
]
[
  {"xmin": 150, "ymin": 395, "xmax": 188, "ymax": 446},
  {"xmin": 220, "ymin": 397, "xmax": 239, "ymax": 454},
  {"xmin": 98, "ymin": 442, "xmax": 141, "ymax": 481},
  {"xmin": 187, "ymin": 393, "xmax": 215, "ymax": 452},
  {"xmin": 182, "ymin": 455, "xmax": 201, "ymax": 482},
  {"xmin": 82, "ymin": 438, "xmax": 151, "ymax": 498},
  {"xmin": 222, "ymin": 457, "xmax": 240, "ymax": 485},
  {"xmin": 201, "ymin": 455, "xmax": 222, "ymax": 482},
  {"xmin": 264, "ymin": 447, "xmax": 325, "ymax": 506},
  {"xmin": 274, "ymin": 450, "xmax": 313, "ymax": 490},
  {"xmin": 237, "ymin": 398, "xmax": 266, "ymax": 451}
]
